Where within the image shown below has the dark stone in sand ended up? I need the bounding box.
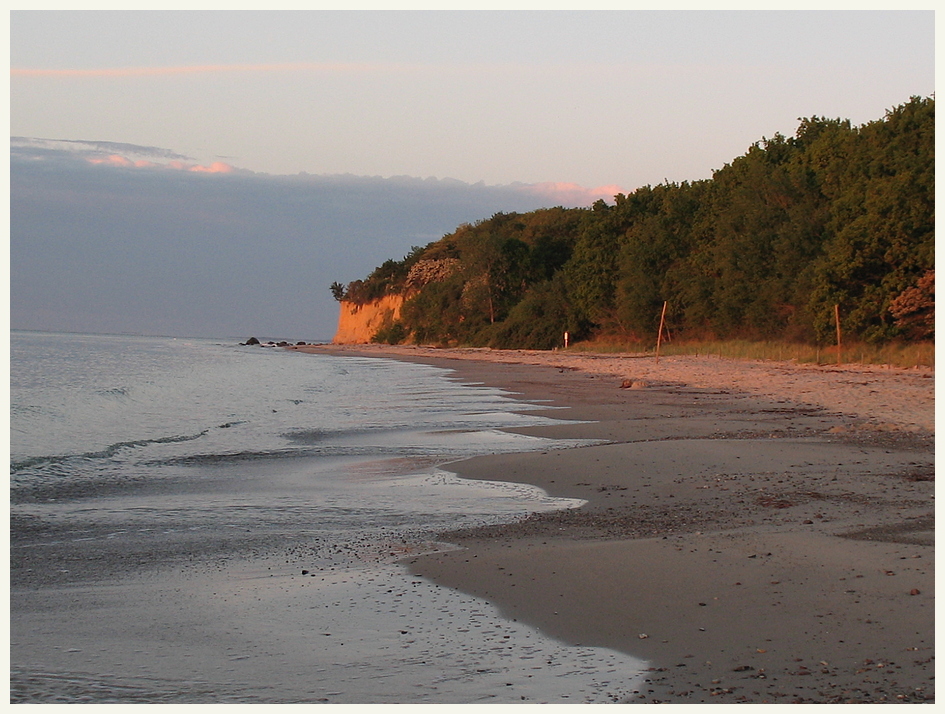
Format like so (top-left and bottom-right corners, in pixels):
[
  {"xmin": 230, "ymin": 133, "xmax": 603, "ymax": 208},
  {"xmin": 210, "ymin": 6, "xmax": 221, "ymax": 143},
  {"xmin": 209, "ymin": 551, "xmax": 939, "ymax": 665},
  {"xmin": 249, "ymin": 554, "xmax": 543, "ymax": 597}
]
[{"xmin": 244, "ymin": 337, "xmax": 260, "ymax": 345}]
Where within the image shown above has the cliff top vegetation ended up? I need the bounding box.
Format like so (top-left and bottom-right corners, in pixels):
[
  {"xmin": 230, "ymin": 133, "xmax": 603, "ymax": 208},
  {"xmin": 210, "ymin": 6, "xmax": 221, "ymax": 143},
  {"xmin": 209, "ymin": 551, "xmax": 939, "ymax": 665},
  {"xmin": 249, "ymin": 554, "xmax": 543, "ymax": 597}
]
[{"xmin": 333, "ymin": 96, "xmax": 934, "ymax": 351}]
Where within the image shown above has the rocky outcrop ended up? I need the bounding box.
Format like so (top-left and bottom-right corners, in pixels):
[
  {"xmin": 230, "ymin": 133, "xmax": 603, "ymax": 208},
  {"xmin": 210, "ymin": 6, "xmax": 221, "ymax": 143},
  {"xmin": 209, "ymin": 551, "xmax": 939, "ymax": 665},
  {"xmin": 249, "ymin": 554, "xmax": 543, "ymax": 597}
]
[
  {"xmin": 889, "ymin": 269, "xmax": 934, "ymax": 339},
  {"xmin": 332, "ymin": 294, "xmax": 405, "ymax": 344},
  {"xmin": 405, "ymin": 258, "xmax": 459, "ymax": 291}
]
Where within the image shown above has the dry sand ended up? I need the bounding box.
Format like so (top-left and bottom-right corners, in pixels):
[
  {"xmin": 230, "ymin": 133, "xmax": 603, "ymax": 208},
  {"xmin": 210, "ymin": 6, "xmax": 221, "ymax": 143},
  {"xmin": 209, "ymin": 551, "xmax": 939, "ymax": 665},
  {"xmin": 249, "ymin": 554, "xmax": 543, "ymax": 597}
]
[{"xmin": 303, "ymin": 344, "xmax": 935, "ymax": 703}]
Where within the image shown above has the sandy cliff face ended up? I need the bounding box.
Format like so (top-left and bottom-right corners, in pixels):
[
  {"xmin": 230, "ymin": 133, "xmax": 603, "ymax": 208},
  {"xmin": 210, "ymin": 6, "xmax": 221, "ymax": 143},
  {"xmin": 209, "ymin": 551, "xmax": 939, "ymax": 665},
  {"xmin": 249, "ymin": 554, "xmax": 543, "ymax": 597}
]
[{"xmin": 332, "ymin": 294, "xmax": 404, "ymax": 344}]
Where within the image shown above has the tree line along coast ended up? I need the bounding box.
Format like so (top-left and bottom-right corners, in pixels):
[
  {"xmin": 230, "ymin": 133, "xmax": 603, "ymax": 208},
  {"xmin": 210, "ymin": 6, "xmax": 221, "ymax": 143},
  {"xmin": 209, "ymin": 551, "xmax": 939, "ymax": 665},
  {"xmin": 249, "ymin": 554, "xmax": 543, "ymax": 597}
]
[{"xmin": 331, "ymin": 96, "xmax": 933, "ymax": 354}]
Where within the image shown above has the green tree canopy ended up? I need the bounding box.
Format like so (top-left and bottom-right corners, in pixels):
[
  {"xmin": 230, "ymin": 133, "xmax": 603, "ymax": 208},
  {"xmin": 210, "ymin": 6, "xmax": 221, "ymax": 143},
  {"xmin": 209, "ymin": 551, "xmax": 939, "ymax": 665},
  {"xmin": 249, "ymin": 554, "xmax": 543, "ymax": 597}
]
[{"xmin": 339, "ymin": 97, "xmax": 934, "ymax": 348}]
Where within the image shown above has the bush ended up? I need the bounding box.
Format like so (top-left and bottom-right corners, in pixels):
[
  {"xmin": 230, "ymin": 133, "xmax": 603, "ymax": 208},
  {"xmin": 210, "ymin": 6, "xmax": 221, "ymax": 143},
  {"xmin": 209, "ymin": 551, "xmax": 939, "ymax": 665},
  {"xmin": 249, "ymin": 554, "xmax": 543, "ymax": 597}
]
[{"xmin": 371, "ymin": 322, "xmax": 408, "ymax": 345}]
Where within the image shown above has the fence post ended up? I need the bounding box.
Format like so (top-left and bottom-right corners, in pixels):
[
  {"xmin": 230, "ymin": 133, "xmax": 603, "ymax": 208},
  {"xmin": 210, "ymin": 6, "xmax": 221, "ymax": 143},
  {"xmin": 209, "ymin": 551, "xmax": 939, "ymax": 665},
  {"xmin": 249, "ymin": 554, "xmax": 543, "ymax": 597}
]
[
  {"xmin": 655, "ymin": 301, "xmax": 668, "ymax": 365},
  {"xmin": 834, "ymin": 304, "xmax": 842, "ymax": 365}
]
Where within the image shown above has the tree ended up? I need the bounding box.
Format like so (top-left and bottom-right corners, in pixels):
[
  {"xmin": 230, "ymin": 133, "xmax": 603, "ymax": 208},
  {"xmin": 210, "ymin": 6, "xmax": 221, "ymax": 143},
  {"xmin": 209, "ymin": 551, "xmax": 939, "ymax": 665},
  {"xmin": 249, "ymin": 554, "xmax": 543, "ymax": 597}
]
[
  {"xmin": 616, "ymin": 182, "xmax": 705, "ymax": 338},
  {"xmin": 344, "ymin": 97, "xmax": 933, "ymax": 349},
  {"xmin": 562, "ymin": 203, "xmax": 623, "ymax": 329},
  {"xmin": 808, "ymin": 96, "xmax": 934, "ymax": 342}
]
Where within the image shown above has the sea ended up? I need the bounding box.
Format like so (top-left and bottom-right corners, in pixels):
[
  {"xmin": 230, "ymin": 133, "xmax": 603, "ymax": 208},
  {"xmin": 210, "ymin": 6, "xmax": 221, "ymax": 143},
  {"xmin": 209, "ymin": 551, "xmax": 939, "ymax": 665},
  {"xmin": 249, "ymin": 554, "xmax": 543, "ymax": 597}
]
[{"xmin": 9, "ymin": 330, "xmax": 647, "ymax": 703}]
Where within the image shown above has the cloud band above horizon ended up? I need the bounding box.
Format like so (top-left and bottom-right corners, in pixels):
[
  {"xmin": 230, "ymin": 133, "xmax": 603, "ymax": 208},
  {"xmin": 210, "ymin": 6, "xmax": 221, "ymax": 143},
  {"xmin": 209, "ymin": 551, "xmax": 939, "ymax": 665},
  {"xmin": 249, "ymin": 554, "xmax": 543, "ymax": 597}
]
[
  {"xmin": 10, "ymin": 62, "xmax": 416, "ymax": 78},
  {"xmin": 11, "ymin": 137, "xmax": 623, "ymax": 205},
  {"xmin": 11, "ymin": 139, "xmax": 619, "ymax": 339}
]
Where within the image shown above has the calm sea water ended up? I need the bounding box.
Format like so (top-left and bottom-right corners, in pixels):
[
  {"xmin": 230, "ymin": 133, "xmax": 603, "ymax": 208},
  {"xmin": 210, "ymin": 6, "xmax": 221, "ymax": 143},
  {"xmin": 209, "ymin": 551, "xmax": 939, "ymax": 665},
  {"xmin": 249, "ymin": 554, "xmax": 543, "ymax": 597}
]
[{"xmin": 10, "ymin": 331, "xmax": 647, "ymax": 703}]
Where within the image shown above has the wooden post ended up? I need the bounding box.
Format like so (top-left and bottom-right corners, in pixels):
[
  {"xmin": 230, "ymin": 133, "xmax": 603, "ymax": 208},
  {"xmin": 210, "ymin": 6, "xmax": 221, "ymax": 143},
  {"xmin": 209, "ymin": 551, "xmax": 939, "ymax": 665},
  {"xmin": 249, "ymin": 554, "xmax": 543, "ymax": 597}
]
[
  {"xmin": 564, "ymin": 331, "xmax": 569, "ymax": 349},
  {"xmin": 655, "ymin": 301, "xmax": 668, "ymax": 365},
  {"xmin": 834, "ymin": 304, "xmax": 842, "ymax": 365}
]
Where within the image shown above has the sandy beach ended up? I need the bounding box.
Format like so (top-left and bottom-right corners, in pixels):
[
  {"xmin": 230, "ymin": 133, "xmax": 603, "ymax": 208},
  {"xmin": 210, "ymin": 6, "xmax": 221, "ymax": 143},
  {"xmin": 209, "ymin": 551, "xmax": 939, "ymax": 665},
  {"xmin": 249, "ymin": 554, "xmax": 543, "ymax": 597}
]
[{"xmin": 303, "ymin": 344, "xmax": 935, "ymax": 703}]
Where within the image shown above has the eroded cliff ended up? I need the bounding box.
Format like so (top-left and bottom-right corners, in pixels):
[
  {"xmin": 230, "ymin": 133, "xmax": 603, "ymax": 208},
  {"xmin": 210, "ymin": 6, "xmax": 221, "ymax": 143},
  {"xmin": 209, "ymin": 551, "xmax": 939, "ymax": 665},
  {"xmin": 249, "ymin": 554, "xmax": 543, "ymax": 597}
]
[{"xmin": 332, "ymin": 294, "xmax": 404, "ymax": 344}]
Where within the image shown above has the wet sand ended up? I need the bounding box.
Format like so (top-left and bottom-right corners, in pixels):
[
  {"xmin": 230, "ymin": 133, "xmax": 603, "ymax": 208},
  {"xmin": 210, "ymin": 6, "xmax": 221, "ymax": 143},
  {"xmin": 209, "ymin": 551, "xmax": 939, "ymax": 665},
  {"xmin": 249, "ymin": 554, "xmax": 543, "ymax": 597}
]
[{"xmin": 304, "ymin": 345, "xmax": 935, "ymax": 703}]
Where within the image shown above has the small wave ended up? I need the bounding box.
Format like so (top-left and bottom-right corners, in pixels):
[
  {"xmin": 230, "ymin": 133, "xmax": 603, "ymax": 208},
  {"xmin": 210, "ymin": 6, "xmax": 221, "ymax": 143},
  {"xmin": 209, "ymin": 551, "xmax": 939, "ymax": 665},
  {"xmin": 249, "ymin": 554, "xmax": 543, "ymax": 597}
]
[
  {"xmin": 282, "ymin": 429, "xmax": 325, "ymax": 444},
  {"xmin": 144, "ymin": 440, "xmax": 507, "ymax": 468},
  {"xmin": 96, "ymin": 387, "xmax": 131, "ymax": 398},
  {"xmin": 10, "ymin": 404, "xmax": 48, "ymax": 416},
  {"xmin": 10, "ymin": 429, "xmax": 211, "ymax": 473},
  {"xmin": 152, "ymin": 449, "xmax": 297, "ymax": 466},
  {"xmin": 152, "ymin": 445, "xmax": 430, "ymax": 467}
]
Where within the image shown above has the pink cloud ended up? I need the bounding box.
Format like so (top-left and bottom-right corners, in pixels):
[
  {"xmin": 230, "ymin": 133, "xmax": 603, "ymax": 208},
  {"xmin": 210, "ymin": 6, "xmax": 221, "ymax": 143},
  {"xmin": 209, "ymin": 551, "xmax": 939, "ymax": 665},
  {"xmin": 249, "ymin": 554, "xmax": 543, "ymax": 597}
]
[
  {"xmin": 518, "ymin": 182, "xmax": 624, "ymax": 206},
  {"xmin": 188, "ymin": 162, "xmax": 235, "ymax": 174},
  {"xmin": 11, "ymin": 62, "xmax": 406, "ymax": 79},
  {"xmin": 87, "ymin": 155, "xmax": 236, "ymax": 174},
  {"xmin": 87, "ymin": 154, "xmax": 134, "ymax": 167}
]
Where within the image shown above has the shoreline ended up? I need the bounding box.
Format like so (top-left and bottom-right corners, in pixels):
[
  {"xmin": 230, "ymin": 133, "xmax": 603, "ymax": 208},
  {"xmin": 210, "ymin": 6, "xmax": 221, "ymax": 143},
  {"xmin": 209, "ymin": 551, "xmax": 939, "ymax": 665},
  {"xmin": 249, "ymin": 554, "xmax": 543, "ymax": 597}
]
[
  {"xmin": 296, "ymin": 343, "xmax": 934, "ymax": 433},
  {"xmin": 299, "ymin": 344, "xmax": 935, "ymax": 703},
  {"xmin": 13, "ymin": 340, "xmax": 662, "ymax": 704}
]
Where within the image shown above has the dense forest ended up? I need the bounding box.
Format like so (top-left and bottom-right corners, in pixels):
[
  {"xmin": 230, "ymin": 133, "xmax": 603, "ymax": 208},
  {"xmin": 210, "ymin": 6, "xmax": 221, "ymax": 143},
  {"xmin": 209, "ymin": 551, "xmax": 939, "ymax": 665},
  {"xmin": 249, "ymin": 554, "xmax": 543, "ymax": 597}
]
[{"xmin": 332, "ymin": 96, "xmax": 934, "ymax": 350}]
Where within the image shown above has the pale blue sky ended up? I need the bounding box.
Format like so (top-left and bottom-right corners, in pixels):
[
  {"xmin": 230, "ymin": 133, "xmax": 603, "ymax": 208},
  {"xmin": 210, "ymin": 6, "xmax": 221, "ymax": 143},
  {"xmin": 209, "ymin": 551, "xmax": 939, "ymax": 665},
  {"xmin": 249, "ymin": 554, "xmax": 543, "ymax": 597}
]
[
  {"xmin": 8, "ymin": 10, "xmax": 936, "ymax": 339},
  {"xmin": 11, "ymin": 11, "xmax": 934, "ymax": 190}
]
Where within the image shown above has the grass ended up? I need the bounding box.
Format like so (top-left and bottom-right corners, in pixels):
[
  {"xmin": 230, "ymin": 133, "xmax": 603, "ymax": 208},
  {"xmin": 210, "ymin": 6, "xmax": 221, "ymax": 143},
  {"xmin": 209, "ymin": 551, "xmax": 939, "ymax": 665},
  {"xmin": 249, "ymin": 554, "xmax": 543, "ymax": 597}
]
[{"xmin": 568, "ymin": 338, "xmax": 934, "ymax": 369}]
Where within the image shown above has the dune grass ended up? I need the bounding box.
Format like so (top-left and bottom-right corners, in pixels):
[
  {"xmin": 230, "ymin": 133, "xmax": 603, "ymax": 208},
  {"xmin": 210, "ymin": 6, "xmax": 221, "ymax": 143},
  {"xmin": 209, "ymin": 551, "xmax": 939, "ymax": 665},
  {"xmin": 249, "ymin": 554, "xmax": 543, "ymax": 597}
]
[{"xmin": 568, "ymin": 338, "xmax": 933, "ymax": 369}]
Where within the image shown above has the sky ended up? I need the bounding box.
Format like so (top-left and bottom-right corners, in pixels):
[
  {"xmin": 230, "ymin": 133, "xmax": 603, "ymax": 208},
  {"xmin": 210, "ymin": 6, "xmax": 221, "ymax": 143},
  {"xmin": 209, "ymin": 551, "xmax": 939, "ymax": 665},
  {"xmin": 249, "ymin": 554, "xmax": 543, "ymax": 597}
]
[{"xmin": 8, "ymin": 10, "xmax": 936, "ymax": 340}]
